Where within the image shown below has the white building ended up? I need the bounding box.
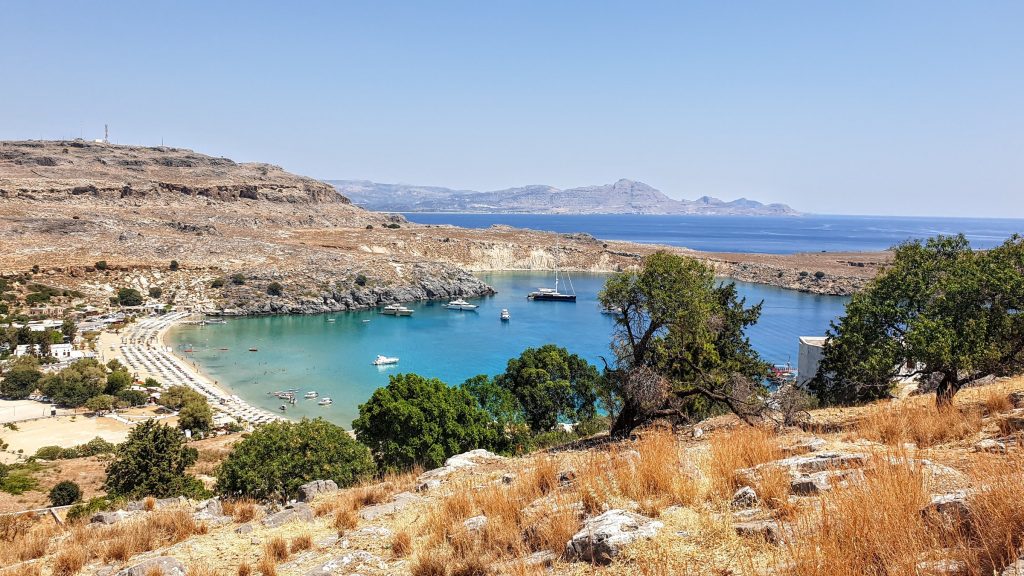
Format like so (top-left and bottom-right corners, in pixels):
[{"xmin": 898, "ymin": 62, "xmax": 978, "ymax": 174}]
[
  {"xmin": 14, "ymin": 343, "xmax": 92, "ymax": 361},
  {"xmin": 797, "ymin": 336, "xmax": 828, "ymax": 387}
]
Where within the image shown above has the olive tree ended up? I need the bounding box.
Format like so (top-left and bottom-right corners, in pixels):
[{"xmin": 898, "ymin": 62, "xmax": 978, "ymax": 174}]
[
  {"xmin": 104, "ymin": 420, "xmax": 205, "ymax": 499},
  {"xmin": 599, "ymin": 251, "xmax": 771, "ymax": 436},
  {"xmin": 812, "ymin": 234, "xmax": 1024, "ymax": 405}
]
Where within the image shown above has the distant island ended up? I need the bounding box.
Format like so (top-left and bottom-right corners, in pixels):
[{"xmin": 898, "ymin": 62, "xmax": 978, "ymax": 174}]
[{"xmin": 329, "ymin": 178, "xmax": 800, "ymax": 216}]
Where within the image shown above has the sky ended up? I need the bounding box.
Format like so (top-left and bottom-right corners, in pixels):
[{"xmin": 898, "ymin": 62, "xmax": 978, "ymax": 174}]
[{"xmin": 1, "ymin": 1, "xmax": 1022, "ymax": 218}]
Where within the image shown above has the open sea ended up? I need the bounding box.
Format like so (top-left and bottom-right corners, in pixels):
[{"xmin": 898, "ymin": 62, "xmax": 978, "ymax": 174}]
[
  {"xmin": 402, "ymin": 213, "xmax": 1023, "ymax": 254},
  {"xmin": 167, "ymin": 272, "xmax": 847, "ymax": 427}
]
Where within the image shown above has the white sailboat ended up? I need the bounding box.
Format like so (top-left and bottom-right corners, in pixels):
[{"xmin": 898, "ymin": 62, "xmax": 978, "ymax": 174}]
[{"xmin": 528, "ymin": 245, "xmax": 576, "ymax": 302}]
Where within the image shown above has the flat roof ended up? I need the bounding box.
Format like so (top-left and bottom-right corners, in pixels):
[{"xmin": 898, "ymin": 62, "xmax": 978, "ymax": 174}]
[{"xmin": 799, "ymin": 336, "xmax": 828, "ymax": 346}]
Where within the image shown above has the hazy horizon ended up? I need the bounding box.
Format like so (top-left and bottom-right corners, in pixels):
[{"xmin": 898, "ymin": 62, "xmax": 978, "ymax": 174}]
[{"xmin": 2, "ymin": 1, "xmax": 1022, "ymax": 218}]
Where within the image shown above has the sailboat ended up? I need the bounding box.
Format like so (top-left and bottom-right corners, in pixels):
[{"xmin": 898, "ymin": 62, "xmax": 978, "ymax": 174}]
[{"xmin": 528, "ymin": 244, "xmax": 576, "ymax": 302}]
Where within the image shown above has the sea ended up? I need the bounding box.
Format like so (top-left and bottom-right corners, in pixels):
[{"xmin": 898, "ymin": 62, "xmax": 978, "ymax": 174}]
[
  {"xmin": 401, "ymin": 213, "xmax": 1023, "ymax": 254},
  {"xmin": 166, "ymin": 214, "xmax": 1022, "ymax": 427}
]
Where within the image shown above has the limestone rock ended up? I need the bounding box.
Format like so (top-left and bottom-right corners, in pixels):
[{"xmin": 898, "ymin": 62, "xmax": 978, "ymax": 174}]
[
  {"xmin": 1002, "ymin": 558, "xmax": 1024, "ymax": 575},
  {"xmin": 360, "ymin": 491, "xmax": 422, "ymax": 521},
  {"xmin": 262, "ymin": 502, "xmax": 314, "ymax": 528},
  {"xmin": 91, "ymin": 510, "xmax": 130, "ymax": 525},
  {"xmin": 298, "ymin": 479, "xmax": 339, "ymax": 502},
  {"xmin": 565, "ymin": 509, "xmax": 663, "ymax": 564},
  {"xmin": 463, "ymin": 515, "xmax": 488, "ymax": 533},
  {"xmin": 731, "ymin": 486, "xmax": 758, "ymax": 510},
  {"xmin": 734, "ymin": 519, "xmax": 785, "ymax": 544},
  {"xmin": 115, "ymin": 557, "xmax": 187, "ymax": 576},
  {"xmin": 922, "ymin": 492, "xmax": 972, "ymax": 532},
  {"xmin": 973, "ymin": 438, "xmax": 1007, "ymax": 454}
]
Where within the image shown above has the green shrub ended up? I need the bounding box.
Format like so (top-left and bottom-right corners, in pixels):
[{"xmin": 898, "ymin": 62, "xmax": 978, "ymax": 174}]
[
  {"xmin": 211, "ymin": 277, "xmax": 225, "ymax": 288},
  {"xmin": 266, "ymin": 282, "xmax": 283, "ymax": 296},
  {"xmin": 230, "ymin": 273, "xmax": 246, "ymax": 285},
  {"xmin": 354, "ymin": 373, "xmax": 498, "ymax": 472},
  {"xmin": 104, "ymin": 420, "xmax": 206, "ymax": 499},
  {"xmin": 66, "ymin": 496, "xmax": 110, "ymax": 523},
  {"xmin": 94, "ymin": 260, "xmax": 108, "ymax": 270},
  {"xmin": 34, "ymin": 446, "xmax": 65, "ymax": 460},
  {"xmin": 117, "ymin": 288, "xmax": 143, "ymax": 306},
  {"xmin": 169, "ymin": 260, "xmax": 179, "ymax": 271},
  {"xmin": 814, "ymin": 271, "xmax": 826, "ymax": 279},
  {"xmin": 216, "ymin": 418, "xmax": 375, "ymax": 501},
  {"xmin": 49, "ymin": 480, "xmax": 82, "ymax": 506},
  {"xmin": 354, "ymin": 274, "xmax": 367, "ymax": 287},
  {"xmin": 148, "ymin": 287, "xmax": 162, "ymax": 298},
  {"xmin": 117, "ymin": 389, "xmax": 149, "ymax": 406}
]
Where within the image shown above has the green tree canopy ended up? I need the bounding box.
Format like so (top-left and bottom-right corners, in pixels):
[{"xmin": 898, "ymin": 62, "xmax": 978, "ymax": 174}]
[
  {"xmin": 158, "ymin": 385, "xmax": 205, "ymax": 410},
  {"xmin": 104, "ymin": 420, "xmax": 205, "ymax": 499},
  {"xmin": 353, "ymin": 373, "xmax": 498, "ymax": 472},
  {"xmin": 493, "ymin": 344, "xmax": 602, "ymax": 433},
  {"xmin": 812, "ymin": 234, "xmax": 1024, "ymax": 405},
  {"xmin": 0, "ymin": 356, "xmax": 43, "ymax": 399},
  {"xmin": 117, "ymin": 288, "xmax": 144, "ymax": 306},
  {"xmin": 85, "ymin": 394, "xmax": 117, "ymax": 414},
  {"xmin": 460, "ymin": 374, "xmax": 531, "ymax": 453},
  {"xmin": 178, "ymin": 398, "xmax": 213, "ymax": 436},
  {"xmin": 40, "ymin": 358, "xmax": 107, "ymax": 407},
  {"xmin": 599, "ymin": 251, "xmax": 771, "ymax": 436},
  {"xmin": 216, "ymin": 418, "xmax": 374, "ymax": 502},
  {"xmin": 104, "ymin": 369, "xmax": 132, "ymax": 396}
]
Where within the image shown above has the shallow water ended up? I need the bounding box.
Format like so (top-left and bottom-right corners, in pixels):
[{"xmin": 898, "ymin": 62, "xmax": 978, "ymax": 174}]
[{"xmin": 166, "ymin": 272, "xmax": 847, "ymax": 427}]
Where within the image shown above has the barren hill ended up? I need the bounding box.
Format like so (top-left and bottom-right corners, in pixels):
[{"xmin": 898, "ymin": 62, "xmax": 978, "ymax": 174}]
[{"xmin": 332, "ymin": 178, "xmax": 800, "ymax": 216}]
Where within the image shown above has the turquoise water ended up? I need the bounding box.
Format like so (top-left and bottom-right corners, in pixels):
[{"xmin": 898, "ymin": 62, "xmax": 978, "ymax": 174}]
[{"xmin": 166, "ymin": 272, "xmax": 847, "ymax": 427}]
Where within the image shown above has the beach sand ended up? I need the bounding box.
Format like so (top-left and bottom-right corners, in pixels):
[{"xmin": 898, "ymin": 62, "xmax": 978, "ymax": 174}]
[{"xmin": 0, "ymin": 413, "xmax": 131, "ymax": 464}]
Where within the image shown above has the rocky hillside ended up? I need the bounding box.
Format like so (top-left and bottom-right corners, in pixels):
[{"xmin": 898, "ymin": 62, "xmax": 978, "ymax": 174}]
[
  {"xmin": 332, "ymin": 178, "xmax": 800, "ymax": 216},
  {"xmin": 4, "ymin": 376, "xmax": 1024, "ymax": 575}
]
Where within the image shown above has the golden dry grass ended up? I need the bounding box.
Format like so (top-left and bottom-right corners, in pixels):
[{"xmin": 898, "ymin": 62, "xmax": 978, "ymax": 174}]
[
  {"xmin": 1, "ymin": 563, "xmax": 43, "ymax": 576},
  {"xmin": 221, "ymin": 499, "xmax": 259, "ymax": 523},
  {"xmin": 50, "ymin": 543, "xmax": 88, "ymax": 576},
  {"xmin": 391, "ymin": 530, "xmax": 413, "ymax": 557},
  {"xmin": 707, "ymin": 425, "xmax": 783, "ymax": 499},
  {"xmin": 263, "ymin": 537, "xmax": 289, "ymax": 562},
  {"xmin": 236, "ymin": 561, "xmax": 252, "ymax": 576},
  {"xmin": 289, "ymin": 533, "xmax": 312, "ymax": 553},
  {"xmin": 185, "ymin": 564, "xmax": 218, "ymax": 576},
  {"xmin": 333, "ymin": 507, "xmax": 358, "ymax": 534},
  {"xmin": 857, "ymin": 400, "xmax": 982, "ymax": 448},
  {"xmin": 255, "ymin": 554, "xmax": 276, "ymax": 576}
]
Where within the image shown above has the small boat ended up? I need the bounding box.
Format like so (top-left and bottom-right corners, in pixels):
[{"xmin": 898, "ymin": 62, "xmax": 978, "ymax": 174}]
[
  {"xmin": 500, "ymin": 309, "xmax": 510, "ymax": 321},
  {"xmin": 248, "ymin": 347, "xmax": 258, "ymax": 352},
  {"xmin": 601, "ymin": 306, "xmax": 622, "ymax": 315},
  {"xmin": 362, "ymin": 319, "xmax": 371, "ymax": 323},
  {"xmin": 318, "ymin": 397, "xmax": 333, "ymax": 406},
  {"xmin": 218, "ymin": 347, "xmax": 229, "ymax": 351},
  {"xmin": 528, "ymin": 243, "xmax": 576, "ymax": 302},
  {"xmin": 382, "ymin": 304, "xmax": 414, "ymax": 316},
  {"xmin": 444, "ymin": 299, "xmax": 478, "ymax": 310},
  {"xmin": 304, "ymin": 391, "xmax": 319, "ymax": 399},
  {"xmin": 279, "ymin": 404, "xmax": 287, "ymax": 411},
  {"xmin": 372, "ymin": 355, "xmax": 399, "ymax": 366},
  {"xmin": 326, "ymin": 318, "xmax": 336, "ymax": 323}
]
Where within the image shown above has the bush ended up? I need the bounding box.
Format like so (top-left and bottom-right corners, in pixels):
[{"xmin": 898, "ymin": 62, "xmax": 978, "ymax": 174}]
[
  {"xmin": 353, "ymin": 373, "xmax": 499, "ymax": 472},
  {"xmin": 117, "ymin": 388, "xmax": 149, "ymax": 407},
  {"xmin": 49, "ymin": 480, "xmax": 82, "ymax": 506},
  {"xmin": 169, "ymin": 260, "xmax": 179, "ymax": 271},
  {"xmin": 813, "ymin": 270, "xmax": 826, "ymax": 279},
  {"xmin": 384, "ymin": 223, "xmax": 401, "ymax": 229},
  {"xmin": 178, "ymin": 398, "xmax": 213, "ymax": 436},
  {"xmin": 94, "ymin": 260, "xmax": 108, "ymax": 270},
  {"xmin": 148, "ymin": 287, "xmax": 163, "ymax": 298},
  {"xmin": 104, "ymin": 420, "xmax": 206, "ymax": 499},
  {"xmin": 230, "ymin": 273, "xmax": 246, "ymax": 286},
  {"xmin": 158, "ymin": 385, "xmax": 205, "ymax": 410},
  {"xmin": 365, "ymin": 224, "xmax": 373, "ymax": 230},
  {"xmin": 354, "ymin": 274, "xmax": 367, "ymax": 287},
  {"xmin": 117, "ymin": 288, "xmax": 143, "ymax": 306},
  {"xmin": 211, "ymin": 278, "xmax": 225, "ymax": 288},
  {"xmin": 266, "ymin": 282, "xmax": 283, "ymax": 296},
  {"xmin": 216, "ymin": 418, "xmax": 375, "ymax": 501},
  {"xmin": 0, "ymin": 361, "xmax": 43, "ymax": 399},
  {"xmin": 65, "ymin": 496, "xmax": 110, "ymax": 523}
]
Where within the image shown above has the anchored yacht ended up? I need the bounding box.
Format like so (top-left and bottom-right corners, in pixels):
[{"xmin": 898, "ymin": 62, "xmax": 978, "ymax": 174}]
[{"xmin": 444, "ymin": 299, "xmax": 478, "ymax": 310}]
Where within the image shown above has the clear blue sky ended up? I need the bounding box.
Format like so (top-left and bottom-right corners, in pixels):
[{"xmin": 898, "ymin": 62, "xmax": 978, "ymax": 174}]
[{"xmin": 2, "ymin": 1, "xmax": 1022, "ymax": 217}]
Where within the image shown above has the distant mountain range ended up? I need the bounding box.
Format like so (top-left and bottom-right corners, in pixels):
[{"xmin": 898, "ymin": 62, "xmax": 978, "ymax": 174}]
[{"xmin": 329, "ymin": 178, "xmax": 799, "ymax": 216}]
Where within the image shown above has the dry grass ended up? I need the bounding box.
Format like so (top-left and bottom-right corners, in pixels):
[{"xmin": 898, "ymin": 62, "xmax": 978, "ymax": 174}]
[
  {"xmin": 391, "ymin": 530, "xmax": 413, "ymax": 557},
  {"xmin": 410, "ymin": 549, "xmax": 449, "ymax": 576},
  {"xmin": 956, "ymin": 455, "xmax": 1024, "ymax": 573},
  {"xmin": 333, "ymin": 507, "xmax": 358, "ymax": 534},
  {"xmin": 236, "ymin": 561, "xmax": 252, "ymax": 576},
  {"xmin": 222, "ymin": 499, "xmax": 259, "ymax": 523},
  {"xmin": 289, "ymin": 533, "xmax": 312, "ymax": 553},
  {"xmin": 785, "ymin": 456, "xmax": 932, "ymax": 575},
  {"xmin": 2, "ymin": 563, "xmax": 43, "ymax": 576},
  {"xmin": 613, "ymin": 431, "xmax": 699, "ymax": 515},
  {"xmin": 707, "ymin": 425, "xmax": 783, "ymax": 498},
  {"xmin": 185, "ymin": 564, "xmax": 218, "ymax": 576},
  {"xmin": 857, "ymin": 401, "xmax": 982, "ymax": 448},
  {"xmin": 255, "ymin": 555, "xmax": 276, "ymax": 576},
  {"xmin": 143, "ymin": 496, "xmax": 156, "ymax": 512},
  {"xmin": 751, "ymin": 465, "xmax": 796, "ymax": 518},
  {"xmin": 979, "ymin": 387, "xmax": 1014, "ymax": 415},
  {"xmin": 143, "ymin": 567, "xmax": 165, "ymax": 576},
  {"xmin": 51, "ymin": 543, "xmax": 88, "ymax": 576},
  {"xmin": 264, "ymin": 537, "xmax": 289, "ymax": 562}
]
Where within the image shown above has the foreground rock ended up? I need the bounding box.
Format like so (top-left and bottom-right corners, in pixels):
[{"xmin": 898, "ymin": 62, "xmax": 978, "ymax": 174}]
[
  {"xmin": 417, "ymin": 449, "xmax": 505, "ymax": 490},
  {"xmin": 298, "ymin": 479, "xmax": 339, "ymax": 502},
  {"xmin": 115, "ymin": 557, "xmax": 186, "ymax": 576},
  {"xmin": 565, "ymin": 509, "xmax": 664, "ymax": 564}
]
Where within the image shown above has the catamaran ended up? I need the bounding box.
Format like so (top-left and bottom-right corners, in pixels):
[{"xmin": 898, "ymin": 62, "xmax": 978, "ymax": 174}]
[{"xmin": 444, "ymin": 299, "xmax": 478, "ymax": 310}]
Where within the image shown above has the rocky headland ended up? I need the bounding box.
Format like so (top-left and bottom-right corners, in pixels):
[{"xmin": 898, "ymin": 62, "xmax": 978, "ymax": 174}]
[{"xmin": 0, "ymin": 140, "xmax": 883, "ymax": 316}]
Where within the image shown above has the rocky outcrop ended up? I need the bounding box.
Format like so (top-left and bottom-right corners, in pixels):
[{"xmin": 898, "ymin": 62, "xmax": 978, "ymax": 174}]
[
  {"xmin": 115, "ymin": 557, "xmax": 187, "ymax": 576},
  {"xmin": 565, "ymin": 509, "xmax": 664, "ymax": 564},
  {"xmin": 262, "ymin": 502, "xmax": 314, "ymax": 528},
  {"xmin": 298, "ymin": 480, "xmax": 339, "ymax": 502}
]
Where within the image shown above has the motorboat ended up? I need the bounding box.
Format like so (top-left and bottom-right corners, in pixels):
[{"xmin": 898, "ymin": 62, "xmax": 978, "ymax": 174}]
[
  {"xmin": 382, "ymin": 304, "xmax": 414, "ymax": 316},
  {"xmin": 500, "ymin": 309, "xmax": 510, "ymax": 321},
  {"xmin": 304, "ymin": 391, "xmax": 318, "ymax": 399},
  {"xmin": 372, "ymin": 355, "xmax": 399, "ymax": 366},
  {"xmin": 318, "ymin": 397, "xmax": 333, "ymax": 406},
  {"xmin": 326, "ymin": 318, "xmax": 336, "ymax": 323},
  {"xmin": 248, "ymin": 347, "xmax": 258, "ymax": 352},
  {"xmin": 601, "ymin": 306, "xmax": 622, "ymax": 315},
  {"xmin": 444, "ymin": 299, "xmax": 478, "ymax": 310}
]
